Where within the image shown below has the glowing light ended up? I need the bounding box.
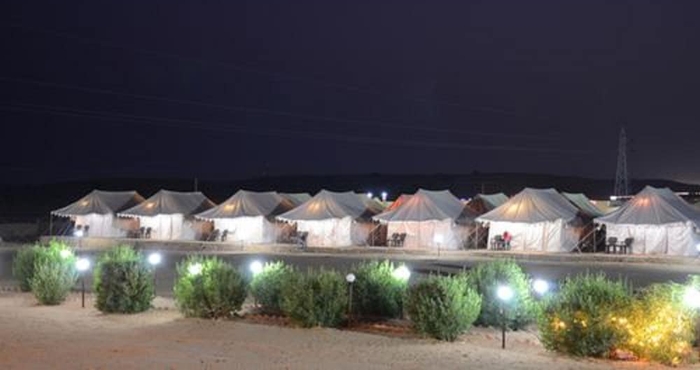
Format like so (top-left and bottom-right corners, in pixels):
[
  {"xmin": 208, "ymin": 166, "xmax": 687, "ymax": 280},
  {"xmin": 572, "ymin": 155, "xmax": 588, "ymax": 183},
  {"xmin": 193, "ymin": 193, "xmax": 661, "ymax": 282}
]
[
  {"xmin": 73, "ymin": 229, "xmax": 84, "ymax": 237},
  {"xmin": 392, "ymin": 265, "xmax": 411, "ymax": 281},
  {"xmin": 76, "ymin": 258, "xmax": 90, "ymax": 272},
  {"xmin": 188, "ymin": 263, "xmax": 203, "ymax": 276},
  {"xmin": 381, "ymin": 191, "xmax": 388, "ymax": 202},
  {"xmin": 146, "ymin": 202, "xmax": 155, "ymax": 209},
  {"xmin": 366, "ymin": 192, "xmax": 373, "ymax": 199},
  {"xmin": 497, "ymin": 285, "xmax": 514, "ymax": 302},
  {"xmin": 533, "ymin": 279, "xmax": 550, "ymax": 295},
  {"xmin": 683, "ymin": 286, "xmax": 700, "ymax": 309},
  {"xmin": 81, "ymin": 201, "xmax": 89, "ymax": 206},
  {"xmin": 696, "ymin": 243, "xmax": 700, "ymax": 252},
  {"xmin": 346, "ymin": 273, "xmax": 356, "ymax": 283},
  {"xmin": 249, "ymin": 260, "xmax": 263, "ymax": 275},
  {"xmin": 59, "ymin": 249, "xmax": 72, "ymax": 259},
  {"xmin": 148, "ymin": 252, "xmax": 162, "ymax": 266},
  {"xmin": 433, "ymin": 234, "xmax": 444, "ymax": 244}
]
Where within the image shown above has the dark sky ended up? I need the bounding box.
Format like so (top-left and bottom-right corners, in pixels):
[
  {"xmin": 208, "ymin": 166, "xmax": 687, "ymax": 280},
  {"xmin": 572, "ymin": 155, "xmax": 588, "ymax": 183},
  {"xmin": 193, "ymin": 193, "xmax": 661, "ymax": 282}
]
[{"xmin": 1, "ymin": 1, "xmax": 699, "ymax": 184}]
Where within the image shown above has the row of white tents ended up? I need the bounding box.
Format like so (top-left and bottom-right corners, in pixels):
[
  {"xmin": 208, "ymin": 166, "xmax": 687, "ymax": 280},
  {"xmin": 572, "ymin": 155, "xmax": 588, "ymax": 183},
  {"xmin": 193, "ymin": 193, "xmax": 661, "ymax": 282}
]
[{"xmin": 50, "ymin": 186, "xmax": 700, "ymax": 256}]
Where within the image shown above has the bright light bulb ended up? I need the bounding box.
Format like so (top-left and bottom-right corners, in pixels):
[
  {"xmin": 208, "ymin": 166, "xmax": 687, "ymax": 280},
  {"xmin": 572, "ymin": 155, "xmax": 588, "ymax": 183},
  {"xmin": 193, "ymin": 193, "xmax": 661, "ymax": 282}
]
[
  {"xmin": 249, "ymin": 260, "xmax": 263, "ymax": 276},
  {"xmin": 683, "ymin": 287, "xmax": 700, "ymax": 309},
  {"xmin": 696, "ymin": 243, "xmax": 700, "ymax": 252},
  {"xmin": 148, "ymin": 252, "xmax": 162, "ymax": 266},
  {"xmin": 346, "ymin": 273, "xmax": 356, "ymax": 283},
  {"xmin": 533, "ymin": 279, "xmax": 550, "ymax": 295},
  {"xmin": 76, "ymin": 258, "xmax": 90, "ymax": 272},
  {"xmin": 497, "ymin": 285, "xmax": 514, "ymax": 302},
  {"xmin": 73, "ymin": 229, "xmax": 84, "ymax": 237},
  {"xmin": 188, "ymin": 263, "xmax": 203, "ymax": 276},
  {"xmin": 366, "ymin": 192, "xmax": 373, "ymax": 199},
  {"xmin": 433, "ymin": 234, "xmax": 444, "ymax": 244},
  {"xmin": 59, "ymin": 249, "xmax": 72, "ymax": 259},
  {"xmin": 392, "ymin": 265, "xmax": 411, "ymax": 281}
]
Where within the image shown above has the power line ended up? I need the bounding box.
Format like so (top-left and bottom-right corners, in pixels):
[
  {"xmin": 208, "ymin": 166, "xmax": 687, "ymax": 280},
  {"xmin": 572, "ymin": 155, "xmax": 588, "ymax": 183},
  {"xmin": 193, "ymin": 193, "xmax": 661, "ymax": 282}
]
[
  {"xmin": 1, "ymin": 22, "xmax": 554, "ymax": 121},
  {"xmin": 0, "ymin": 76, "xmax": 560, "ymax": 141},
  {"xmin": 0, "ymin": 101, "xmax": 591, "ymax": 154}
]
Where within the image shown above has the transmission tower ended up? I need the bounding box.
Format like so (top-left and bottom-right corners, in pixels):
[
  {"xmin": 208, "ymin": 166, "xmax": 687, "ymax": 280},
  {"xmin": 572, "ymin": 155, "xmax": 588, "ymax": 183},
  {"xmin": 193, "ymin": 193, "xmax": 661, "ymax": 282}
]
[{"xmin": 614, "ymin": 127, "xmax": 629, "ymax": 196}]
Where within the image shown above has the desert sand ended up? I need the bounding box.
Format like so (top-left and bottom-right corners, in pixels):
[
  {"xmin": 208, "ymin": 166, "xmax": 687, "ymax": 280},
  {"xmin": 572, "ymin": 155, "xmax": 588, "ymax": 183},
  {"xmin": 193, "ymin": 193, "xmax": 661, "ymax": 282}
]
[{"xmin": 0, "ymin": 291, "xmax": 681, "ymax": 370}]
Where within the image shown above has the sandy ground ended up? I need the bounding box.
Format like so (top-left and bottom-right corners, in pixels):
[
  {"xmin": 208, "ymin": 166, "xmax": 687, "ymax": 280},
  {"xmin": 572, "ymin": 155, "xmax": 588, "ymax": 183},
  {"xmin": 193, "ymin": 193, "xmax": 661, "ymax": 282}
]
[{"xmin": 0, "ymin": 292, "xmax": 686, "ymax": 370}]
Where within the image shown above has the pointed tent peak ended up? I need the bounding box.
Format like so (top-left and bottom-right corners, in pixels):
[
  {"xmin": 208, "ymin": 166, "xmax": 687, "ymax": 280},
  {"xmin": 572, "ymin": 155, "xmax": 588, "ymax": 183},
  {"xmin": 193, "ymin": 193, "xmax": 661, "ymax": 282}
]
[
  {"xmin": 597, "ymin": 185, "xmax": 700, "ymax": 226},
  {"xmin": 467, "ymin": 193, "xmax": 509, "ymax": 214},
  {"xmin": 476, "ymin": 187, "xmax": 578, "ymax": 224},
  {"xmin": 119, "ymin": 189, "xmax": 215, "ymax": 217},
  {"xmin": 277, "ymin": 189, "xmax": 378, "ymax": 221},
  {"xmin": 195, "ymin": 190, "xmax": 294, "ymax": 220},
  {"xmin": 374, "ymin": 188, "xmax": 475, "ymax": 223},
  {"xmin": 279, "ymin": 192, "xmax": 312, "ymax": 206},
  {"xmin": 385, "ymin": 194, "xmax": 412, "ymax": 212},
  {"xmin": 52, "ymin": 190, "xmax": 145, "ymax": 216}
]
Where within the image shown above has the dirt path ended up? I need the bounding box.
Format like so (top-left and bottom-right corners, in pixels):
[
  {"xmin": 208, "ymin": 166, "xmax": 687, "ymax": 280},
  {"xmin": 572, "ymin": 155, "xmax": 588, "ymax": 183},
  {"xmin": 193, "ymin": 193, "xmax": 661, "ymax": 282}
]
[{"xmin": 0, "ymin": 292, "xmax": 679, "ymax": 369}]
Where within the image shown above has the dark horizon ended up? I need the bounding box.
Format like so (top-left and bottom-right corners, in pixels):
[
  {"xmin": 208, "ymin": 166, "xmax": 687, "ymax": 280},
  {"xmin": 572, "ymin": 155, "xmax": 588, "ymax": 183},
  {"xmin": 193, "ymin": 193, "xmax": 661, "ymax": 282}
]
[{"xmin": 2, "ymin": 1, "xmax": 699, "ymax": 184}]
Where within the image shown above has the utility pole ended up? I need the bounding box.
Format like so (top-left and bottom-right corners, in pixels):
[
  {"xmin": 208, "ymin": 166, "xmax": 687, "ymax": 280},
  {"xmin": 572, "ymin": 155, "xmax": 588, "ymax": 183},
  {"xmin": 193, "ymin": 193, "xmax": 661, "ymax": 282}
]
[
  {"xmin": 193, "ymin": 177, "xmax": 198, "ymax": 192},
  {"xmin": 614, "ymin": 127, "xmax": 629, "ymax": 196}
]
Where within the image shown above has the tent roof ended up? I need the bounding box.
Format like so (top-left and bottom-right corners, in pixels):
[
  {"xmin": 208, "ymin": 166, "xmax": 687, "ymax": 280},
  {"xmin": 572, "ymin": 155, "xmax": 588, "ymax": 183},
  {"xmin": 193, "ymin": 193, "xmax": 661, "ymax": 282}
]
[
  {"xmin": 476, "ymin": 188, "xmax": 579, "ymax": 223},
  {"xmin": 374, "ymin": 189, "xmax": 476, "ymax": 223},
  {"xmin": 467, "ymin": 193, "xmax": 509, "ymax": 214},
  {"xmin": 562, "ymin": 192, "xmax": 605, "ymax": 218},
  {"xmin": 279, "ymin": 193, "xmax": 312, "ymax": 206},
  {"xmin": 277, "ymin": 190, "xmax": 379, "ymax": 221},
  {"xmin": 384, "ymin": 194, "xmax": 412, "ymax": 212},
  {"xmin": 119, "ymin": 190, "xmax": 215, "ymax": 217},
  {"xmin": 52, "ymin": 190, "xmax": 145, "ymax": 217},
  {"xmin": 595, "ymin": 186, "xmax": 700, "ymax": 226},
  {"xmin": 360, "ymin": 194, "xmax": 387, "ymax": 214},
  {"xmin": 195, "ymin": 190, "xmax": 295, "ymax": 220}
]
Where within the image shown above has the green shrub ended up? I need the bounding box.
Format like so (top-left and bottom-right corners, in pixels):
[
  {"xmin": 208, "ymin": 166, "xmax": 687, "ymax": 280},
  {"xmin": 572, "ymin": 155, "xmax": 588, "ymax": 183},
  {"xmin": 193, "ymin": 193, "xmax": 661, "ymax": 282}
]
[
  {"xmin": 281, "ymin": 269, "xmax": 347, "ymax": 328},
  {"xmin": 13, "ymin": 245, "xmax": 41, "ymax": 291},
  {"xmin": 538, "ymin": 273, "xmax": 632, "ymax": 358},
  {"xmin": 250, "ymin": 261, "xmax": 295, "ymax": 314},
  {"xmin": 623, "ymin": 282, "xmax": 696, "ymax": 365},
  {"xmin": 173, "ymin": 256, "xmax": 248, "ymax": 318},
  {"xmin": 30, "ymin": 242, "xmax": 78, "ymax": 305},
  {"xmin": 351, "ymin": 260, "xmax": 407, "ymax": 319},
  {"xmin": 406, "ymin": 275, "xmax": 481, "ymax": 341},
  {"xmin": 94, "ymin": 246, "xmax": 154, "ymax": 314},
  {"xmin": 465, "ymin": 259, "xmax": 537, "ymax": 329}
]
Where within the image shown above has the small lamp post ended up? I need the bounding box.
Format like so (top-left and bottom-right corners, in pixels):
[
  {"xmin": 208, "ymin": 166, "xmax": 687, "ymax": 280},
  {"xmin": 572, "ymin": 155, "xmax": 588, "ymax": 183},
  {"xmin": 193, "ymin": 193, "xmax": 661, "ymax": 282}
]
[
  {"xmin": 188, "ymin": 262, "xmax": 203, "ymax": 276},
  {"xmin": 532, "ymin": 279, "xmax": 550, "ymax": 297},
  {"xmin": 148, "ymin": 252, "xmax": 162, "ymax": 294},
  {"xmin": 434, "ymin": 234, "xmax": 444, "ymax": 257},
  {"xmin": 250, "ymin": 260, "xmax": 263, "ymax": 276},
  {"xmin": 496, "ymin": 285, "xmax": 514, "ymax": 349},
  {"xmin": 381, "ymin": 191, "xmax": 388, "ymax": 203},
  {"xmin": 76, "ymin": 258, "xmax": 91, "ymax": 308},
  {"xmin": 346, "ymin": 273, "xmax": 356, "ymax": 321}
]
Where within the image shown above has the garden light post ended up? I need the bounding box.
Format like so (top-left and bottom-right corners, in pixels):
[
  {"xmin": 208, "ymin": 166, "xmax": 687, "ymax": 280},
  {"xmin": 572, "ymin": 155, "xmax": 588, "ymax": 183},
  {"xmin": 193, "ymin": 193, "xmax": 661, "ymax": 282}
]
[
  {"xmin": 346, "ymin": 273, "xmax": 356, "ymax": 322},
  {"xmin": 148, "ymin": 252, "xmax": 162, "ymax": 294},
  {"xmin": 381, "ymin": 191, "xmax": 388, "ymax": 203},
  {"xmin": 434, "ymin": 234, "xmax": 444, "ymax": 258},
  {"xmin": 188, "ymin": 262, "xmax": 203, "ymax": 276},
  {"xmin": 250, "ymin": 260, "xmax": 263, "ymax": 276},
  {"xmin": 532, "ymin": 279, "xmax": 551, "ymax": 297},
  {"xmin": 76, "ymin": 258, "xmax": 91, "ymax": 308},
  {"xmin": 496, "ymin": 285, "xmax": 514, "ymax": 349}
]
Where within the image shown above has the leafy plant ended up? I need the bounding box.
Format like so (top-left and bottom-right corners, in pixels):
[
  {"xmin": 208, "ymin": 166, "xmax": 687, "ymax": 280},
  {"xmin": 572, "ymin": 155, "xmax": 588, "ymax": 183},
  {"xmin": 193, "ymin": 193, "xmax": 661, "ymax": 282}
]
[
  {"xmin": 538, "ymin": 273, "xmax": 632, "ymax": 358},
  {"xmin": 173, "ymin": 256, "xmax": 248, "ymax": 318},
  {"xmin": 13, "ymin": 244, "xmax": 41, "ymax": 291},
  {"xmin": 29, "ymin": 241, "xmax": 78, "ymax": 305},
  {"xmin": 406, "ymin": 275, "xmax": 481, "ymax": 341},
  {"xmin": 250, "ymin": 261, "xmax": 295, "ymax": 314},
  {"xmin": 94, "ymin": 245, "xmax": 154, "ymax": 314},
  {"xmin": 281, "ymin": 269, "xmax": 348, "ymax": 328},
  {"xmin": 351, "ymin": 260, "xmax": 407, "ymax": 319},
  {"xmin": 464, "ymin": 259, "xmax": 537, "ymax": 329}
]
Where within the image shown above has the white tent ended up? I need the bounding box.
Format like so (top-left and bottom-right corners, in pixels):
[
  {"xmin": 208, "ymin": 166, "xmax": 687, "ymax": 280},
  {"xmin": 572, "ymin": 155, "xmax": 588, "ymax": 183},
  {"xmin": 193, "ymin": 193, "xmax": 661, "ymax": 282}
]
[
  {"xmin": 562, "ymin": 192, "xmax": 605, "ymax": 218},
  {"xmin": 467, "ymin": 193, "xmax": 509, "ymax": 215},
  {"xmin": 373, "ymin": 189, "xmax": 476, "ymax": 249},
  {"xmin": 119, "ymin": 190, "xmax": 215, "ymax": 240},
  {"xmin": 595, "ymin": 186, "xmax": 700, "ymax": 256},
  {"xmin": 195, "ymin": 190, "xmax": 296, "ymax": 244},
  {"xmin": 277, "ymin": 190, "xmax": 379, "ymax": 247},
  {"xmin": 476, "ymin": 188, "xmax": 580, "ymax": 252},
  {"xmin": 51, "ymin": 190, "xmax": 144, "ymax": 237}
]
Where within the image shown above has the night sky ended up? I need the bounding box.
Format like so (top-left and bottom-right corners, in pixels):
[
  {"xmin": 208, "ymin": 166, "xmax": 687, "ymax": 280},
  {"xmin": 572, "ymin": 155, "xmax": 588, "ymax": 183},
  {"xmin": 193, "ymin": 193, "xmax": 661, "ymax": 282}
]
[{"xmin": 1, "ymin": 1, "xmax": 699, "ymax": 184}]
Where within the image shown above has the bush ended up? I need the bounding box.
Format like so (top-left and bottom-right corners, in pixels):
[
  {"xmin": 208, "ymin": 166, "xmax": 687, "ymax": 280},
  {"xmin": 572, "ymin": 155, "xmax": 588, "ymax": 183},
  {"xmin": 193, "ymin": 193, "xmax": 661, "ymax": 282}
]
[
  {"xmin": 29, "ymin": 242, "xmax": 78, "ymax": 305},
  {"xmin": 623, "ymin": 282, "xmax": 696, "ymax": 365},
  {"xmin": 281, "ymin": 269, "xmax": 347, "ymax": 328},
  {"xmin": 173, "ymin": 256, "xmax": 248, "ymax": 318},
  {"xmin": 406, "ymin": 275, "xmax": 481, "ymax": 341},
  {"xmin": 94, "ymin": 246, "xmax": 154, "ymax": 314},
  {"xmin": 538, "ymin": 273, "xmax": 632, "ymax": 358},
  {"xmin": 13, "ymin": 245, "xmax": 41, "ymax": 291},
  {"xmin": 351, "ymin": 260, "xmax": 407, "ymax": 319},
  {"xmin": 250, "ymin": 261, "xmax": 295, "ymax": 314},
  {"xmin": 465, "ymin": 259, "xmax": 537, "ymax": 329}
]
